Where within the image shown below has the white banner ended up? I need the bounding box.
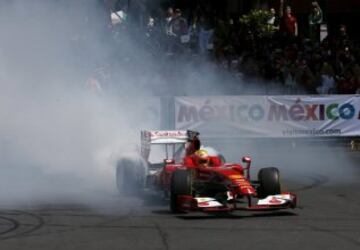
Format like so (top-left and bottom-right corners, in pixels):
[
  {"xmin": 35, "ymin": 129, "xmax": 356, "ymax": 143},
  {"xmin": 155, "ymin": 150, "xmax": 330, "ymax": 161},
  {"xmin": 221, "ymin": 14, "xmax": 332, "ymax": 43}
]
[{"xmin": 175, "ymin": 95, "xmax": 360, "ymax": 137}]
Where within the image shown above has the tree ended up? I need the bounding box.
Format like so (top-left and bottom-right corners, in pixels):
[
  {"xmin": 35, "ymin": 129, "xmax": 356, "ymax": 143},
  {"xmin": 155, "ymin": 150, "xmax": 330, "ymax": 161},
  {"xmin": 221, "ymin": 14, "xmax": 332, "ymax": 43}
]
[{"xmin": 239, "ymin": 9, "xmax": 276, "ymax": 41}]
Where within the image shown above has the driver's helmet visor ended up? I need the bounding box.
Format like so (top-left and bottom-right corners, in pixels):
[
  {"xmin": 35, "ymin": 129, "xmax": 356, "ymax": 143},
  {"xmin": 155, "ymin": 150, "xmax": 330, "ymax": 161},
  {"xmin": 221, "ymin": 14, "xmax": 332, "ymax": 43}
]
[{"xmin": 198, "ymin": 158, "xmax": 209, "ymax": 165}]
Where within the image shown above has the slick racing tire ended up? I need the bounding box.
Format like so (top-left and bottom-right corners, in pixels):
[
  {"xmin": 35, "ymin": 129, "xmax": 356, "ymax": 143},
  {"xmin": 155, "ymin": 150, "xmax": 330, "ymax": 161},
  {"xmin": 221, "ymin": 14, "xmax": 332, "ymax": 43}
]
[
  {"xmin": 170, "ymin": 170, "xmax": 192, "ymax": 213},
  {"xmin": 257, "ymin": 167, "xmax": 281, "ymax": 199},
  {"xmin": 116, "ymin": 158, "xmax": 145, "ymax": 196}
]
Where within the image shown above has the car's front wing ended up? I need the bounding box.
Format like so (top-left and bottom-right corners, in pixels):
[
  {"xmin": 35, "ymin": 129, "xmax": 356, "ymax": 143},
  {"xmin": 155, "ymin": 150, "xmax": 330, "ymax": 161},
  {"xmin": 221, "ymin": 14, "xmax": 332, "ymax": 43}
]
[{"xmin": 176, "ymin": 193, "xmax": 297, "ymax": 213}]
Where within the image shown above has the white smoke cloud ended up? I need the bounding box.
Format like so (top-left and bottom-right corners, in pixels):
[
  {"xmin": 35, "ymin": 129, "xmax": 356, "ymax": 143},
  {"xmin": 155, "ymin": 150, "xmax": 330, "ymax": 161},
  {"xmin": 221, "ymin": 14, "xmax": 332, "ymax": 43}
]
[
  {"xmin": 203, "ymin": 137, "xmax": 359, "ymax": 188},
  {"xmin": 0, "ymin": 0, "xmax": 159, "ymax": 206},
  {"xmin": 0, "ymin": 0, "xmax": 356, "ymax": 209}
]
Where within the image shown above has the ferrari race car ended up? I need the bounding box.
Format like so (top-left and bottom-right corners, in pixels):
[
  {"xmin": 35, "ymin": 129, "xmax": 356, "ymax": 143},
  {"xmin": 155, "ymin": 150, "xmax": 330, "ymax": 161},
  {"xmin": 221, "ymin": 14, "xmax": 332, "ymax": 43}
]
[{"xmin": 116, "ymin": 130, "xmax": 296, "ymax": 213}]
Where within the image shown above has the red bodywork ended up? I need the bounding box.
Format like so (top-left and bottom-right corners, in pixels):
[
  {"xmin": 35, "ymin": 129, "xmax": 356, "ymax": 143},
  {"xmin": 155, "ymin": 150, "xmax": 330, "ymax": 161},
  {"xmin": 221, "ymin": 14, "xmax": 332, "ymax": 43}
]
[
  {"xmin": 159, "ymin": 157, "xmax": 254, "ymax": 195},
  {"xmin": 140, "ymin": 130, "xmax": 296, "ymax": 213},
  {"xmin": 154, "ymin": 155, "xmax": 296, "ymax": 213}
]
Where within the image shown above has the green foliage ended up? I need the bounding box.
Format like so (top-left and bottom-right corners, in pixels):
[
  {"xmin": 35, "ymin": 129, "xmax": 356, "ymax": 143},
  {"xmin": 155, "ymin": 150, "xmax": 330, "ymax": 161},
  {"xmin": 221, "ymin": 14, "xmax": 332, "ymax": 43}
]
[{"xmin": 239, "ymin": 9, "xmax": 276, "ymax": 39}]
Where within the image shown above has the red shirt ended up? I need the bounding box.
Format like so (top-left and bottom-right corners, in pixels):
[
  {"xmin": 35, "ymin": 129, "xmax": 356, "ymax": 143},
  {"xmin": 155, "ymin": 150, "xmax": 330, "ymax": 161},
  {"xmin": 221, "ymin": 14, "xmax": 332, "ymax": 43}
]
[{"xmin": 282, "ymin": 14, "xmax": 297, "ymax": 36}]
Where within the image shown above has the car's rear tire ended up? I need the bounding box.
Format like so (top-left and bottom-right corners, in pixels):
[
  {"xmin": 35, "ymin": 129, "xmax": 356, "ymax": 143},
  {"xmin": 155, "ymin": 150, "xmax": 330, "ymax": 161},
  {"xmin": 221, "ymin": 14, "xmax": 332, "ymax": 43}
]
[
  {"xmin": 116, "ymin": 158, "xmax": 145, "ymax": 196},
  {"xmin": 257, "ymin": 167, "xmax": 281, "ymax": 198},
  {"xmin": 170, "ymin": 170, "xmax": 192, "ymax": 213}
]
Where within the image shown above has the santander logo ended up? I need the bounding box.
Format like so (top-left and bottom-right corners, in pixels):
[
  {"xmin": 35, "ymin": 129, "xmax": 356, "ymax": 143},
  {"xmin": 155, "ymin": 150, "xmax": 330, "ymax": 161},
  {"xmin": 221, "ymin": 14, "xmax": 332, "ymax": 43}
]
[{"xmin": 268, "ymin": 197, "xmax": 283, "ymax": 204}]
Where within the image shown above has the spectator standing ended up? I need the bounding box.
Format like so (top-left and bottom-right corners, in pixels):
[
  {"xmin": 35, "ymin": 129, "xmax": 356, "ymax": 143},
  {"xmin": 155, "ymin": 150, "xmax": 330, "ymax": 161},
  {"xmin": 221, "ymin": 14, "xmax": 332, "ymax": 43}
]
[
  {"xmin": 168, "ymin": 9, "xmax": 189, "ymax": 54},
  {"xmin": 337, "ymin": 69, "xmax": 358, "ymax": 94},
  {"xmin": 308, "ymin": 1, "xmax": 323, "ymax": 43},
  {"xmin": 295, "ymin": 59, "xmax": 316, "ymax": 93},
  {"xmin": 284, "ymin": 64, "xmax": 298, "ymax": 93},
  {"xmin": 279, "ymin": 0, "xmax": 298, "ymax": 41},
  {"xmin": 355, "ymin": 67, "xmax": 360, "ymax": 93},
  {"xmin": 86, "ymin": 65, "xmax": 112, "ymax": 94},
  {"xmin": 169, "ymin": 9, "xmax": 188, "ymax": 37},
  {"xmin": 164, "ymin": 7, "xmax": 176, "ymax": 55},
  {"xmin": 353, "ymin": 64, "xmax": 360, "ymax": 92},
  {"xmin": 165, "ymin": 7, "xmax": 175, "ymax": 35},
  {"xmin": 188, "ymin": 13, "xmax": 202, "ymax": 53},
  {"xmin": 214, "ymin": 17, "xmax": 233, "ymax": 63},
  {"xmin": 316, "ymin": 62, "xmax": 335, "ymax": 94},
  {"xmin": 198, "ymin": 16, "xmax": 214, "ymax": 55},
  {"xmin": 338, "ymin": 24, "xmax": 350, "ymax": 48},
  {"xmin": 267, "ymin": 7, "xmax": 280, "ymax": 31},
  {"xmin": 356, "ymin": 84, "xmax": 360, "ymax": 94}
]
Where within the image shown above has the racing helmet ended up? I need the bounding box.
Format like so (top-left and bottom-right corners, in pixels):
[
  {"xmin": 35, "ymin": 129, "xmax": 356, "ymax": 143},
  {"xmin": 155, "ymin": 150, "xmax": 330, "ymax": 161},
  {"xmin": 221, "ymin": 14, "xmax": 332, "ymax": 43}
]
[{"xmin": 194, "ymin": 149, "xmax": 210, "ymax": 167}]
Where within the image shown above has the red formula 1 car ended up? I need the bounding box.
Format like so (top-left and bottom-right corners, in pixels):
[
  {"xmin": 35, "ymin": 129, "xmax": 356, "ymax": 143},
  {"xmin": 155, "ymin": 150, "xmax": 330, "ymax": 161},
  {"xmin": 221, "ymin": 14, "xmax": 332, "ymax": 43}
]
[{"xmin": 116, "ymin": 130, "xmax": 296, "ymax": 213}]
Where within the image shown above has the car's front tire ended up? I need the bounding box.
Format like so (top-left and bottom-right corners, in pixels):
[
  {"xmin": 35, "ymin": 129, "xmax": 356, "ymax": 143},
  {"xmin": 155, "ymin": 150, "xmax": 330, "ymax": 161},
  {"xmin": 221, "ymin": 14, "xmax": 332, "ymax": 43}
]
[
  {"xmin": 257, "ymin": 167, "xmax": 281, "ymax": 198},
  {"xmin": 170, "ymin": 170, "xmax": 192, "ymax": 213}
]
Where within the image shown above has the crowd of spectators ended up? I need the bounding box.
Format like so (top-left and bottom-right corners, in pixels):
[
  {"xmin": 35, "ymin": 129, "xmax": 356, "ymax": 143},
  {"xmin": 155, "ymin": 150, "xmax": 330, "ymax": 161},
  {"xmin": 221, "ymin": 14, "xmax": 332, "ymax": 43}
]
[
  {"xmin": 96, "ymin": 0, "xmax": 360, "ymax": 95},
  {"xmin": 226, "ymin": 1, "xmax": 360, "ymax": 95}
]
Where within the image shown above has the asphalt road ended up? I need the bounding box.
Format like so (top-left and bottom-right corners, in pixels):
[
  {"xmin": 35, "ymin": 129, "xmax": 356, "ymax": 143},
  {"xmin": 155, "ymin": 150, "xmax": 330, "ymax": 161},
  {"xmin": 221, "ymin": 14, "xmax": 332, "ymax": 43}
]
[{"xmin": 0, "ymin": 145, "xmax": 359, "ymax": 250}]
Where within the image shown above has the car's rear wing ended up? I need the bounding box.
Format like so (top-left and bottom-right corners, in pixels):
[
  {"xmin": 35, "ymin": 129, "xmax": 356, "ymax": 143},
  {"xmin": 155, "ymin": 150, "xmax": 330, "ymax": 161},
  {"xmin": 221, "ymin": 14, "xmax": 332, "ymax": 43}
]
[{"xmin": 141, "ymin": 130, "xmax": 199, "ymax": 160}]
